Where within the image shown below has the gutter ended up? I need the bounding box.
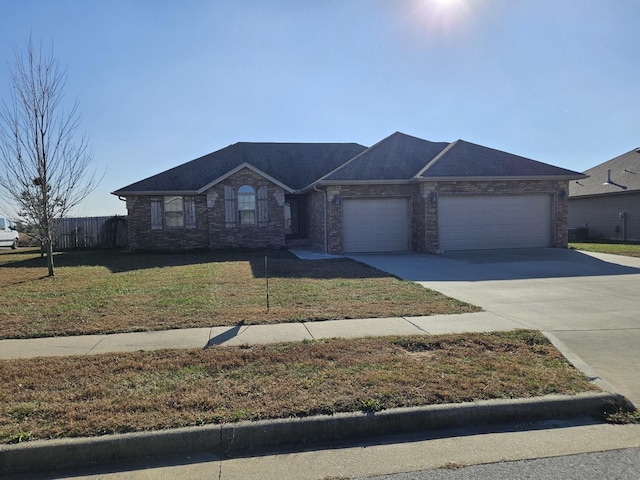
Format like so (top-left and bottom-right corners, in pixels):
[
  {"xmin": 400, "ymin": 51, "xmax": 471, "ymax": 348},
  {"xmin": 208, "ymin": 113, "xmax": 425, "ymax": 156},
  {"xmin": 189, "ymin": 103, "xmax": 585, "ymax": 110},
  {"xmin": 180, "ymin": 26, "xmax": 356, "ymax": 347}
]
[
  {"xmin": 298, "ymin": 175, "xmax": 588, "ymax": 190},
  {"xmin": 568, "ymin": 189, "xmax": 639, "ymax": 200},
  {"xmin": 418, "ymin": 174, "xmax": 588, "ymax": 182},
  {"xmin": 110, "ymin": 190, "xmax": 200, "ymax": 197}
]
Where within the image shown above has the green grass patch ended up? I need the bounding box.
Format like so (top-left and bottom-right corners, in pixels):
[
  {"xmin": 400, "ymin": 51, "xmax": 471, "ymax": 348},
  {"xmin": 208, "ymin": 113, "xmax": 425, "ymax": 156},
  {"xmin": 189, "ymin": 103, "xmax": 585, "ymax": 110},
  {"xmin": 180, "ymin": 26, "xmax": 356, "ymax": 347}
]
[
  {"xmin": 0, "ymin": 331, "xmax": 599, "ymax": 443},
  {"xmin": 570, "ymin": 240, "xmax": 640, "ymax": 258}
]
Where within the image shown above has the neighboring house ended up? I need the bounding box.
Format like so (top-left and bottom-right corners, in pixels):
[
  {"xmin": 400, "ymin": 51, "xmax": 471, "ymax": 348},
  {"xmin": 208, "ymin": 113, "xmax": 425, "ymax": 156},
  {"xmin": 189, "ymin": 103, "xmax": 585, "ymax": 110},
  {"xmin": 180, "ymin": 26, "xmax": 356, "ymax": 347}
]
[
  {"xmin": 112, "ymin": 132, "xmax": 584, "ymax": 254},
  {"xmin": 568, "ymin": 148, "xmax": 640, "ymax": 241}
]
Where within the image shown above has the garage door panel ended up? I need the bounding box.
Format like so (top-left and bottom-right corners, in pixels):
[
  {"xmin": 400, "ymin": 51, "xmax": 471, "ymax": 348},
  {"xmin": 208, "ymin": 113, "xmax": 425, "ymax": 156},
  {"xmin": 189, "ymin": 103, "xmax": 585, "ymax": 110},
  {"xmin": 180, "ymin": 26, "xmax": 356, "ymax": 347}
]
[
  {"xmin": 343, "ymin": 198, "xmax": 409, "ymax": 253},
  {"xmin": 439, "ymin": 195, "xmax": 552, "ymax": 251}
]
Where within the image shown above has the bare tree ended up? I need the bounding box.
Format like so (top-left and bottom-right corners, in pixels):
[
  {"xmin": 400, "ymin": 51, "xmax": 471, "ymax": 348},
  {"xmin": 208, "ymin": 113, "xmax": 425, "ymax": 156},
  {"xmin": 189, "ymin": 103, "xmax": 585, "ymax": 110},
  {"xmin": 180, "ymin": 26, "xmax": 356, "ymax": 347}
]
[{"xmin": 0, "ymin": 39, "xmax": 100, "ymax": 276}]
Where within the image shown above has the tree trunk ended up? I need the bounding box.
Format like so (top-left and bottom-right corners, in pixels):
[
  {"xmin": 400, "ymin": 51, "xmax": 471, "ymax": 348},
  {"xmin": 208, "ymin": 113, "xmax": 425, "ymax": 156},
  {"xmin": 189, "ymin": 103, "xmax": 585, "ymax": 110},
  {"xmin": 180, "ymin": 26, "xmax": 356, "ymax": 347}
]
[{"xmin": 46, "ymin": 239, "xmax": 55, "ymax": 277}]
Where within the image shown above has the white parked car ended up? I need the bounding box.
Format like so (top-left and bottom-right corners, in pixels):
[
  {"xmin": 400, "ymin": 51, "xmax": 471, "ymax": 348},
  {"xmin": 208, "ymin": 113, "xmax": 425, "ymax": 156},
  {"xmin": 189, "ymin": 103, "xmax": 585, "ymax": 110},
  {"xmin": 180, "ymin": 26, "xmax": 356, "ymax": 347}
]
[{"xmin": 0, "ymin": 216, "xmax": 20, "ymax": 249}]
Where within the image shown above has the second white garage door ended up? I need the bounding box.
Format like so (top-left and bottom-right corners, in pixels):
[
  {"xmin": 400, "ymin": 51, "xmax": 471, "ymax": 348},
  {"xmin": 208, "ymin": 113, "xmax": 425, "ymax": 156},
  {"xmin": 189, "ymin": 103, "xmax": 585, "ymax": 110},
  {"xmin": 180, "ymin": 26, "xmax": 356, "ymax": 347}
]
[
  {"xmin": 343, "ymin": 198, "xmax": 410, "ymax": 253},
  {"xmin": 438, "ymin": 195, "xmax": 553, "ymax": 251}
]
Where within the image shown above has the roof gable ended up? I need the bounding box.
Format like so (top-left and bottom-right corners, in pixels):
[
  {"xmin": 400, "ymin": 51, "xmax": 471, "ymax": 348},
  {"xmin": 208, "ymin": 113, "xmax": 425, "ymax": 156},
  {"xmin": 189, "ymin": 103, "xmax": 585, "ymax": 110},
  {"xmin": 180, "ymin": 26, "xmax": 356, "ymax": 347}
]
[
  {"xmin": 569, "ymin": 148, "xmax": 640, "ymax": 197},
  {"xmin": 319, "ymin": 132, "xmax": 449, "ymax": 183},
  {"xmin": 420, "ymin": 140, "xmax": 584, "ymax": 179},
  {"xmin": 196, "ymin": 163, "xmax": 294, "ymax": 194}
]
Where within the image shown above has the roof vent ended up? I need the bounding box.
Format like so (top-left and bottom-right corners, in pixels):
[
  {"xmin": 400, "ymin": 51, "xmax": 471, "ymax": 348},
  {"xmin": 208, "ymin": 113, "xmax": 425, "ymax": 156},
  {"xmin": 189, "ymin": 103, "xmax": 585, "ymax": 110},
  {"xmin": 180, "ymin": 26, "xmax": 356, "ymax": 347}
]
[
  {"xmin": 603, "ymin": 169, "xmax": 612, "ymax": 185},
  {"xmin": 635, "ymin": 148, "xmax": 640, "ymax": 153}
]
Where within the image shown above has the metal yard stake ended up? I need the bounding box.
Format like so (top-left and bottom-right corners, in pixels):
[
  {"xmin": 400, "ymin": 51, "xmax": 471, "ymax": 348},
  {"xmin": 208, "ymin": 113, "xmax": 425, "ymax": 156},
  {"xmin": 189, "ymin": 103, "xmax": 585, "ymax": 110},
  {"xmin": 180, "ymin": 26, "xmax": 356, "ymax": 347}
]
[{"xmin": 265, "ymin": 255, "xmax": 270, "ymax": 312}]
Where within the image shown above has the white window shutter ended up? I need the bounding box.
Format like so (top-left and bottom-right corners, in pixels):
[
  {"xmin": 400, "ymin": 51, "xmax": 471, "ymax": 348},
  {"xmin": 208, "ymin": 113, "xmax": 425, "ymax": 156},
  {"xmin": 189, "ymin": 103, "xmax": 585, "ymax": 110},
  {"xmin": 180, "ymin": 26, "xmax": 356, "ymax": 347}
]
[
  {"xmin": 184, "ymin": 196, "xmax": 196, "ymax": 229},
  {"xmin": 225, "ymin": 186, "xmax": 237, "ymax": 227},
  {"xmin": 258, "ymin": 186, "xmax": 268, "ymax": 226},
  {"xmin": 151, "ymin": 198, "xmax": 162, "ymax": 230}
]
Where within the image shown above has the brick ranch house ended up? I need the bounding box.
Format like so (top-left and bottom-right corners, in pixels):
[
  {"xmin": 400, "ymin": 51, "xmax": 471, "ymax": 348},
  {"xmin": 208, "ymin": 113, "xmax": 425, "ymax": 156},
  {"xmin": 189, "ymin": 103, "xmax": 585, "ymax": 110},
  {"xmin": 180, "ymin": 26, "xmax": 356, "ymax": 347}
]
[{"xmin": 112, "ymin": 132, "xmax": 585, "ymax": 254}]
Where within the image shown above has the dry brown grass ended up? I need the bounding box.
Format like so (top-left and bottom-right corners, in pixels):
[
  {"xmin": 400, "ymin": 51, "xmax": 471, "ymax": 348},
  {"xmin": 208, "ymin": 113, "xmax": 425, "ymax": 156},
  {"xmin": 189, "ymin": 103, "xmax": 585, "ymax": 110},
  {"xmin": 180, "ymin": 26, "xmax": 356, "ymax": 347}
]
[
  {"xmin": 0, "ymin": 248, "xmax": 479, "ymax": 339},
  {"xmin": 0, "ymin": 331, "xmax": 598, "ymax": 444}
]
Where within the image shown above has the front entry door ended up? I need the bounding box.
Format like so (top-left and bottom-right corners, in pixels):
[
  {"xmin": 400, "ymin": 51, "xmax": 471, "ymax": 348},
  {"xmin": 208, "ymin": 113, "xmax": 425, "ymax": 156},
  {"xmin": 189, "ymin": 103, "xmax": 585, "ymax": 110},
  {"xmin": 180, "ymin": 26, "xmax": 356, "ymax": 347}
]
[{"xmin": 285, "ymin": 197, "xmax": 300, "ymax": 236}]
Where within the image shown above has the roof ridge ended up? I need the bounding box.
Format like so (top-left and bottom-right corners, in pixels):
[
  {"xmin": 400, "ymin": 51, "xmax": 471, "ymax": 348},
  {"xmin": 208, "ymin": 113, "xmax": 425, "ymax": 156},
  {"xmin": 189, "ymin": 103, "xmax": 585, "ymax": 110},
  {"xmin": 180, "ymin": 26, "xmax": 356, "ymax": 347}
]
[
  {"xmin": 233, "ymin": 141, "xmax": 366, "ymax": 147},
  {"xmin": 310, "ymin": 133, "xmax": 406, "ymax": 186},
  {"xmin": 414, "ymin": 140, "xmax": 459, "ymax": 178}
]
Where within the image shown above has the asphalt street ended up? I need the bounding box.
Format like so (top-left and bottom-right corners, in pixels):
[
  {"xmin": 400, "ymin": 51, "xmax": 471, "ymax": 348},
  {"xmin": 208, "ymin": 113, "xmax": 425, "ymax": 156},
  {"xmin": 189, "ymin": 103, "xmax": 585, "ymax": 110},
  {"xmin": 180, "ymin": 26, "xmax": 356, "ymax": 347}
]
[{"xmin": 360, "ymin": 447, "xmax": 640, "ymax": 480}]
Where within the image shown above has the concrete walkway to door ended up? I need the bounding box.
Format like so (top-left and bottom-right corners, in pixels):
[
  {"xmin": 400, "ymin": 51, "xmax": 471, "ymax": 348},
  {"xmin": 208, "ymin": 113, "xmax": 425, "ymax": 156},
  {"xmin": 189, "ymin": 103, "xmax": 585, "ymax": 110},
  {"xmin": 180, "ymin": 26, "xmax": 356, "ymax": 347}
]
[{"xmin": 349, "ymin": 248, "xmax": 640, "ymax": 407}]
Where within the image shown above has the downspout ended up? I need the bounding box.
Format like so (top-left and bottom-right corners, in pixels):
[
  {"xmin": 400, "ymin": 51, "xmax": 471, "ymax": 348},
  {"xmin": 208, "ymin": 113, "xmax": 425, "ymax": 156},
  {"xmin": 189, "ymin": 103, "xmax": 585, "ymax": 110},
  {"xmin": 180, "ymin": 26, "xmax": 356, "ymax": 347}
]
[{"xmin": 314, "ymin": 185, "xmax": 328, "ymax": 253}]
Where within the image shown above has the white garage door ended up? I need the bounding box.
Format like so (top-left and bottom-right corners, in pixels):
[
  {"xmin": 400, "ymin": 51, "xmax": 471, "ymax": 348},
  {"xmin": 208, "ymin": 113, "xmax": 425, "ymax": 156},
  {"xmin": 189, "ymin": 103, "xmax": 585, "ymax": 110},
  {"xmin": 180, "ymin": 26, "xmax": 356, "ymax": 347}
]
[
  {"xmin": 439, "ymin": 195, "xmax": 552, "ymax": 251},
  {"xmin": 343, "ymin": 198, "xmax": 410, "ymax": 253}
]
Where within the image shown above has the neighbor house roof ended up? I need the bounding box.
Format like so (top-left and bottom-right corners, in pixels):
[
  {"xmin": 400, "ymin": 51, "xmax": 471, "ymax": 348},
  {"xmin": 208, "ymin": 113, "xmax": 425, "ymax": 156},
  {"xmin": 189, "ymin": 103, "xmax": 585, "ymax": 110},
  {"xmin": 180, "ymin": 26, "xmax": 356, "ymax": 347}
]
[
  {"xmin": 112, "ymin": 142, "xmax": 367, "ymax": 195},
  {"xmin": 569, "ymin": 148, "xmax": 640, "ymax": 198},
  {"xmin": 113, "ymin": 132, "xmax": 585, "ymax": 196}
]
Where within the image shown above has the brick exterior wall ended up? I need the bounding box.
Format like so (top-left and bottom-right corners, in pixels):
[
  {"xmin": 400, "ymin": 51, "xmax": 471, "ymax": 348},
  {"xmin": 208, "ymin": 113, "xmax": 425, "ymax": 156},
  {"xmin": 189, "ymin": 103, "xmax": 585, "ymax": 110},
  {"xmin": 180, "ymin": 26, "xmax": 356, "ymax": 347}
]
[
  {"xmin": 126, "ymin": 176, "xmax": 570, "ymax": 254},
  {"xmin": 420, "ymin": 182, "xmax": 438, "ymax": 253},
  {"xmin": 126, "ymin": 195, "xmax": 209, "ymax": 250},
  {"xmin": 125, "ymin": 168, "xmax": 287, "ymax": 251},
  {"xmin": 304, "ymin": 190, "xmax": 327, "ymax": 251},
  {"xmin": 206, "ymin": 168, "xmax": 286, "ymax": 249}
]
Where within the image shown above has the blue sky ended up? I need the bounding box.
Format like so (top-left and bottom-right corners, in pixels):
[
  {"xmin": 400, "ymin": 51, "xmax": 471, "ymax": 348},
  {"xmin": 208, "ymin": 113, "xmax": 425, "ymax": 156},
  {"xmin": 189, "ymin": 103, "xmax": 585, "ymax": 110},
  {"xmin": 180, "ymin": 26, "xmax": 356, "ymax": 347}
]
[{"xmin": 1, "ymin": 0, "xmax": 638, "ymax": 216}]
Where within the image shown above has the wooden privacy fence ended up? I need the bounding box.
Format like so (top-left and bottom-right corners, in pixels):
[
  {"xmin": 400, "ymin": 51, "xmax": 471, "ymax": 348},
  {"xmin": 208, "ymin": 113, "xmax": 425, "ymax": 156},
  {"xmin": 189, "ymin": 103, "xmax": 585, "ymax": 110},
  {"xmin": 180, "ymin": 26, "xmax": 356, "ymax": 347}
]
[{"xmin": 55, "ymin": 216, "xmax": 128, "ymax": 249}]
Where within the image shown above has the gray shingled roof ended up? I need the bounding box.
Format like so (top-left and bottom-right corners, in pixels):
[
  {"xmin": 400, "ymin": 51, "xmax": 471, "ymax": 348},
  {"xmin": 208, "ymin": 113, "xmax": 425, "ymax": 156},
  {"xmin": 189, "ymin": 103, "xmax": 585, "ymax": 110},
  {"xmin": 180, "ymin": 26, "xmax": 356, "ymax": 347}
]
[
  {"xmin": 569, "ymin": 148, "xmax": 640, "ymax": 198},
  {"xmin": 113, "ymin": 133, "xmax": 585, "ymax": 196},
  {"xmin": 113, "ymin": 142, "xmax": 367, "ymax": 194},
  {"xmin": 419, "ymin": 140, "xmax": 584, "ymax": 179},
  {"xmin": 320, "ymin": 132, "xmax": 449, "ymax": 181}
]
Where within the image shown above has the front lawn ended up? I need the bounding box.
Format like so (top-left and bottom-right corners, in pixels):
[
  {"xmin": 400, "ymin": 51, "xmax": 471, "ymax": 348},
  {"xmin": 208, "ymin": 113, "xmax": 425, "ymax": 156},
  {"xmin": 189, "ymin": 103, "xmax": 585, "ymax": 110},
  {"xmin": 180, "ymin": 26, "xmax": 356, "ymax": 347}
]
[
  {"xmin": 0, "ymin": 331, "xmax": 598, "ymax": 444},
  {"xmin": 570, "ymin": 240, "xmax": 640, "ymax": 258},
  {"xmin": 0, "ymin": 248, "xmax": 479, "ymax": 339}
]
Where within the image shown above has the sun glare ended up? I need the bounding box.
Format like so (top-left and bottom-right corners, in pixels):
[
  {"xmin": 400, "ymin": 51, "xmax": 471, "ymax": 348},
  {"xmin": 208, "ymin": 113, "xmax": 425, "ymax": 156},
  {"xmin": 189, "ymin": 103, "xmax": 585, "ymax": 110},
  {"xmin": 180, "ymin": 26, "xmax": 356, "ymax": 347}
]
[
  {"xmin": 431, "ymin": 0, "xmax": 471, "ymax": 15},
  {"xmin": 414, "ymin": 0, "xmax": 474, "ymax": 34},
  {"xmin": 433, "ymin": 0, "xmax": 465, "ymax": 7}
]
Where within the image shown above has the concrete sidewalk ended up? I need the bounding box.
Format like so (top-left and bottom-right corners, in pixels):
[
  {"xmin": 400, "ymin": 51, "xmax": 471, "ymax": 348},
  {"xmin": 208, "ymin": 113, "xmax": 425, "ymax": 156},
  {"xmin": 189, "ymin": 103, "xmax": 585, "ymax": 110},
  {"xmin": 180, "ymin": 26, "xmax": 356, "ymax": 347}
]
[
  {"xmin": 0, "ymin": 312, "xmax": 520, "ymax": 360},
  {"xmin": 0, "ymin": 301, "xmax": 624, "ymax": 399}
]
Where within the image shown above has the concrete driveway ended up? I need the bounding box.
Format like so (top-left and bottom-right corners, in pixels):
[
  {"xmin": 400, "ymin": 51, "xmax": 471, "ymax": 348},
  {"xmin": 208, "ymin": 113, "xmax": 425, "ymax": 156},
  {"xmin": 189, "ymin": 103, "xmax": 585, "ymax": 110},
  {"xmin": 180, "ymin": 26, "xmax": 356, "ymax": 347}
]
[{"xmin": 350, "ymin": 248, "xmax": 640, "ymax": 407}]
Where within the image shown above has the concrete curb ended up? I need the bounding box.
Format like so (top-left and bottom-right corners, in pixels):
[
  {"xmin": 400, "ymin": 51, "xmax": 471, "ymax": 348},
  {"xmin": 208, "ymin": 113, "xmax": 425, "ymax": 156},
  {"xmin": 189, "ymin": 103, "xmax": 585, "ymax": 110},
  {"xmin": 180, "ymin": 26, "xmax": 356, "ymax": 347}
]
[{"xmin": 0, "ymin": 392, "xmax": 620, "ymax": 476}]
